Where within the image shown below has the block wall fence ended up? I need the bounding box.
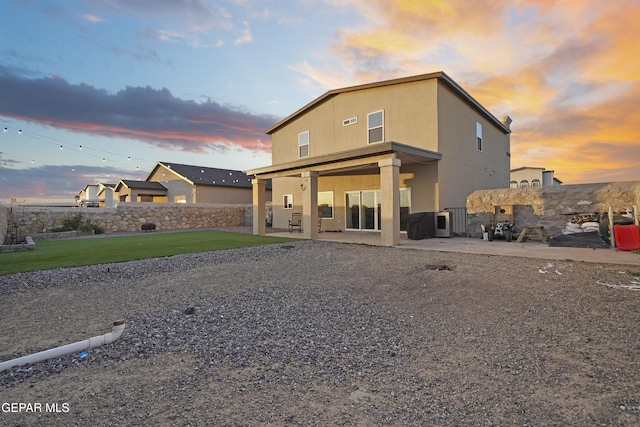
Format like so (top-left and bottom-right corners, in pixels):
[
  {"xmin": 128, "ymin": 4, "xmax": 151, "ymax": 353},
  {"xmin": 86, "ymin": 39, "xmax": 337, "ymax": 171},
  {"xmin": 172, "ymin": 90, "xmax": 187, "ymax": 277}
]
[
  {"xmin": 466, "ymin": 181, "xmax": 640, "ymax": 238},
  {"xmin": 2, "ymin": 181, "xmax": 639, "ymax": 242},
  {"xmin": 0, "ymin": 203, "xmax": 253, "ymax": 242}
]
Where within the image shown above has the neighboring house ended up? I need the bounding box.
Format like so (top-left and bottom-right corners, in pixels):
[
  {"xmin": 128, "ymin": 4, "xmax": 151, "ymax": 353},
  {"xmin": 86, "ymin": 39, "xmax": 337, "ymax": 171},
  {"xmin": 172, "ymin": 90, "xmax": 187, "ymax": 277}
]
[
  {"xmin": 145, "ymin": 162, "xmax": 272, "ymax": 204},
  {"xmin": 96, "ymin": 183, "xmax": 117, "ymax": 207},
  {"xmin": 510, "ymin": 167, "xmax": 562, "ymax": 188},
  {"xmin": 115, "ymin": 180, "xmax": 168, "ymax": 202},
  {"xmin": 248, "ymin": 72, "xmax": 512, "ymax": 246},
  {"xmin": 77, "ymin": 184, "xmax": 100, "ymax": 207}
]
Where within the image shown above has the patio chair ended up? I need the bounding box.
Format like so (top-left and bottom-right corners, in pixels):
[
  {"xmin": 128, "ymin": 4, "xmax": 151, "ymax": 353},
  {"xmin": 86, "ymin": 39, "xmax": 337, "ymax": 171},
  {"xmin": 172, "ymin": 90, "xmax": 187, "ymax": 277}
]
[
  {"xmin": 288, "ymin": 212, "xmax": 302, "ymax": 232},
  {"xmin": 318, "ymin": 211, "xmax": 323, "ymax": 233}
]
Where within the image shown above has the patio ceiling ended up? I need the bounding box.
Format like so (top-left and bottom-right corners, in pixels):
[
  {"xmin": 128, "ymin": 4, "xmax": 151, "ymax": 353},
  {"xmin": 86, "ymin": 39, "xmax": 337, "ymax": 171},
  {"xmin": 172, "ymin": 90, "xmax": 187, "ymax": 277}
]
[{"xmin": 247, "ymin": 141, "xmax": 441, "ymax": 179}]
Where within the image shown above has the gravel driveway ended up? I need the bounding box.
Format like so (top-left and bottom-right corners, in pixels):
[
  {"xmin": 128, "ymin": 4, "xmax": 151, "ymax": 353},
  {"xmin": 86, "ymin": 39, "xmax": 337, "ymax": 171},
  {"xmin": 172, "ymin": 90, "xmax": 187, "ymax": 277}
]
[{"xmin": 1, "ymin": 238, "xmax": 639, "ymax": 426}]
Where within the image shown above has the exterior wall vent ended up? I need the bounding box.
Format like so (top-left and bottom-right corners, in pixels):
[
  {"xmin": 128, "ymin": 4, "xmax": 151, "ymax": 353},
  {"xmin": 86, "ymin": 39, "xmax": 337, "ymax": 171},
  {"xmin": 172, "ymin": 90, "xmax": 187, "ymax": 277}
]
[{"xmin": 342, "ymin": 117, "xmax": 358, "ymax": 126}]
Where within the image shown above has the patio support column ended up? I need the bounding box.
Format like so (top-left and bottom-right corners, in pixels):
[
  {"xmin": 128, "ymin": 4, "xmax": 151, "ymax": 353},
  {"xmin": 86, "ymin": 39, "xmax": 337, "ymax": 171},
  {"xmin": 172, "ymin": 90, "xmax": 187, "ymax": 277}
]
[
  {"xmin": 301, "ymin": 171, "xmax": 319, "ymax": 240},
  {"xmin": 252, "ymin": 178, "xmax": 266, "ymax": 235},
  {"xmin": 379, "ymin": 158, "xmax": 401, "ymax": 246}
]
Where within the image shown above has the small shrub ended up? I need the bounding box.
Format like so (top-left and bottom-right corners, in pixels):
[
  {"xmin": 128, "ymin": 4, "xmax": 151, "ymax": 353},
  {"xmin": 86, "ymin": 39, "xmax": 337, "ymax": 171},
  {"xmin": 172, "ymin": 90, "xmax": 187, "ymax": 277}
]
[{"xmin": 53, "ymin": 213, "xmax": 103, "ymax": 234}]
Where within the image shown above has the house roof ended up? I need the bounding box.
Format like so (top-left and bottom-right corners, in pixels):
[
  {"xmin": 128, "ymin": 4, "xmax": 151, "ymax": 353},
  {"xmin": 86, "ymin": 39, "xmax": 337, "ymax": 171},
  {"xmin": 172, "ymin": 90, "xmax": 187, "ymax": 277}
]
[
  {"xmin": 148, "ymin": 161, "xmax": 271, "ymax": 190},
  {"xmin": 115, "ymin": 179, "xmax": 167, "ymax": 192},
  {"xmin": 266, "ymin": 71, "xmax": 511, "ymax": 135}
]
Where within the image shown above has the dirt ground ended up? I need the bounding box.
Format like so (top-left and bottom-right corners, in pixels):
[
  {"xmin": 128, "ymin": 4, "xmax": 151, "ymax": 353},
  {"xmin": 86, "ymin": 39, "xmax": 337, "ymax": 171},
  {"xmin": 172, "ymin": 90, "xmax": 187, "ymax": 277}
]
[{"xmin": 1, "ymin": 240, "xmax": 639, "ymax": 426}]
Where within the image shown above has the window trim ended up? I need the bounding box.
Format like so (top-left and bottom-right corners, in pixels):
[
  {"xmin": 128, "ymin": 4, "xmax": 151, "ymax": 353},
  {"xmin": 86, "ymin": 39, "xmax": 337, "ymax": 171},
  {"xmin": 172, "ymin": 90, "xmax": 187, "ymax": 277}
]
[
  {"xmin": 298, "ymin": 131, "xmax": 309, "ymax": 158},
  {"xmin": 367, "ymin": 110, "xmax": 384, "ymax": 144}
]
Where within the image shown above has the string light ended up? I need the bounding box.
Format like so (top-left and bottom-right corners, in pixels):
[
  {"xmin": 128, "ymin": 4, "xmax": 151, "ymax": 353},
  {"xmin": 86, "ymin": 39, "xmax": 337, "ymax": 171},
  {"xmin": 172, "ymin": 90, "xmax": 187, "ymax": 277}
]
[{"xmin": 0, "ymin": 124, "xmax": 151, "ymax": 171}]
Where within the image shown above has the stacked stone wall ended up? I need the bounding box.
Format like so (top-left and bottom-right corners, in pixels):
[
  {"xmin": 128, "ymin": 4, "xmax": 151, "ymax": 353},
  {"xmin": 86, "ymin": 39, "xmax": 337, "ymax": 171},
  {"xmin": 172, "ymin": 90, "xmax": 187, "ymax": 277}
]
[
  {"xmin": 0, "ymin": 204, "xmax": 8, "ymax": 244},
  {"xmin": 466, "ymin": 181, "xmax": 640, "ymax": 238},
  {"xmin": 4, "ymin": 203, "xmax": 252, "ymax": 240}
]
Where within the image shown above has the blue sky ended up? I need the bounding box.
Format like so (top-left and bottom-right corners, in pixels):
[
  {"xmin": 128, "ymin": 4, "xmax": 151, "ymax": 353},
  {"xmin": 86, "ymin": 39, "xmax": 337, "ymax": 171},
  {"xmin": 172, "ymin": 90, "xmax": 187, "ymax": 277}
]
[{"xmin": 1, "ymin": 0, "xmax": 639, "ymax": 203}]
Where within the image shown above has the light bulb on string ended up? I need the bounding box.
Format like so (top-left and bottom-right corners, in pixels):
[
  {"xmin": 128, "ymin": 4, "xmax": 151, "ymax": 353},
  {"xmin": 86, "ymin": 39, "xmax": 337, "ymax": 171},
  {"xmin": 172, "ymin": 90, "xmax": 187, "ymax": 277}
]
[
  {"xmin": 2, "ymin": 128, "xmax": 7, "ymax": 133},
  {"xmin": 18, "ymin": 130, "xmax": 22, "ymax": 135},
  {"xmin": 79, "ymin": 145, "xmax": 82, "ymax": 150},
  {"xmin": 59, "ymin": 145, "xmax": 63, "ymax": 150}
]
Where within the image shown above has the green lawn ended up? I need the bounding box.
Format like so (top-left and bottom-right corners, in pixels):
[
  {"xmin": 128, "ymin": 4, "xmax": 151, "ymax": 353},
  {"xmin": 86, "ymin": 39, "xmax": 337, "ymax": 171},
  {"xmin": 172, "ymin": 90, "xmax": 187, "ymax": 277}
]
[{"xmin": 0, "ymin": 230, "xmax": 297, "ymax": 276}]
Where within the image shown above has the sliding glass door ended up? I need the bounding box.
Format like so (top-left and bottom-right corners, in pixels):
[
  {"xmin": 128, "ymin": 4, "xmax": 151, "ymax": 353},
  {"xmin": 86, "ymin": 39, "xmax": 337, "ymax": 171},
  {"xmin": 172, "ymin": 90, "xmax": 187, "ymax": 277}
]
[
  {"xmin": 346, "ymin": 192, "xmax": 360, "ymax": 229},
  {"xmin": 346, "ymin": 189, "xmax": 410, "ymax": 232},
  {"xmin": 346, "ymin": 190, "xmax": 382, "ymax": 231}
]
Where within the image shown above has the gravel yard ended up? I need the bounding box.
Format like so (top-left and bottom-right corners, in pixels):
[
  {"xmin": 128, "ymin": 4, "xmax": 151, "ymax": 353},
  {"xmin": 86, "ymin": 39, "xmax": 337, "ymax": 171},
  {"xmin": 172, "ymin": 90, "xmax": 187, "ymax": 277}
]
[{"xmin": 1, "ymin": 238, "xmax": 639, "ymax": 426}]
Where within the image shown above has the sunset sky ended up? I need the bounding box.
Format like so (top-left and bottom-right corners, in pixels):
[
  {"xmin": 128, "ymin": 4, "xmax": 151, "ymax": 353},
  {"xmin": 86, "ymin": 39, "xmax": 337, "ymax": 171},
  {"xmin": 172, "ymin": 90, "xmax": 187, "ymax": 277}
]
[{"xmin": 1, "ymin": 0, "xmax": 639, "ymax": 203}]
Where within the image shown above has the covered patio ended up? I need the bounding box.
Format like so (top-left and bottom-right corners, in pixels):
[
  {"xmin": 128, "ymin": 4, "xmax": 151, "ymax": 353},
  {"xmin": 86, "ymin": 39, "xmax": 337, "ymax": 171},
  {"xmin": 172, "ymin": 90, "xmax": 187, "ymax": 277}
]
[{"xmin": 248, "ymin": 142, "xmax": 441, "ymax": 247}]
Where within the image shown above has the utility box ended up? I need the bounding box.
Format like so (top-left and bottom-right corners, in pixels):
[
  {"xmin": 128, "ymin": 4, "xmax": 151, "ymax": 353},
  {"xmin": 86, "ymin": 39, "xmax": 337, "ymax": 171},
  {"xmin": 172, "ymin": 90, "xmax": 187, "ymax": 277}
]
[{"xmin": 434, "ymin": 211, "xmax": 452, "ymax": 237}]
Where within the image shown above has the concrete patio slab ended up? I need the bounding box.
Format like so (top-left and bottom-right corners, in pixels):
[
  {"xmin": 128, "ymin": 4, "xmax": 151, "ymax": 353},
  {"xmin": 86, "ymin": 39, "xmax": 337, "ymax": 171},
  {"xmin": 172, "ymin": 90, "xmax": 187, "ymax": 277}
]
[{"xmin": 267, "ymin": 229, "xmax": 640, "ymax": 265}]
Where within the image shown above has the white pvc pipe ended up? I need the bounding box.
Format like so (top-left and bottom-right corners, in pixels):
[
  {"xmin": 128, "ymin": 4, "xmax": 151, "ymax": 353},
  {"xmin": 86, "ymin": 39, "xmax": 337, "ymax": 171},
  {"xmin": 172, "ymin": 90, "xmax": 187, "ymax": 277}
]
[
  {"xmin": 0, "ymin": 320, "xmax": 125, "ymax": 372},
  {"xmin": 609, "ymin": 206, "xmax": 615, "ymax": 248}
]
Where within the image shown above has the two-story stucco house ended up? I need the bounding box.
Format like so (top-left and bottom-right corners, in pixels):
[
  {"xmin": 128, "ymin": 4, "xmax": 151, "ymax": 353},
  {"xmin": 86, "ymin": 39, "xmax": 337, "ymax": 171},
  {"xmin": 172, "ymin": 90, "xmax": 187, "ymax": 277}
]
[{"xmin": 248, "ymin": 72, "xmax": 512, "ymax": 246}]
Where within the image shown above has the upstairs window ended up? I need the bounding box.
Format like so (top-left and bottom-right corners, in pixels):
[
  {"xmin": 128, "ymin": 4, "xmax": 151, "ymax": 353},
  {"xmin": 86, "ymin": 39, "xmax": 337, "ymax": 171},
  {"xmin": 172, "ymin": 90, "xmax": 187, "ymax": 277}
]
[
  {"xmin": 531, "ymin": 179, "xmax": 541, "ymax": 187},
  {"xmin": 520, "ymin": 180, "xmax": 529, "ymax": 188},
  {"xmin": 368, "ymin": 110, "xmax": 384, "ymax": 144},
  {"xmin": 476, "ymin": 122, "xmax": 483, "ymax": 152},
  {"xmin": 298, "ymin": 131, "xmax": 309, "ymax": 158}
]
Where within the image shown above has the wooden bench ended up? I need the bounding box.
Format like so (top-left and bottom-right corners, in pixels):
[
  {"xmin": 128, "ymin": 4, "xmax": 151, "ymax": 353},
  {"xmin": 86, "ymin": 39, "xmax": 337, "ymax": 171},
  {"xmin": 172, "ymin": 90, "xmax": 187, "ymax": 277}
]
[{"xmin": 516, "ymin": 226, "xmax": 549, "ymax": 244}]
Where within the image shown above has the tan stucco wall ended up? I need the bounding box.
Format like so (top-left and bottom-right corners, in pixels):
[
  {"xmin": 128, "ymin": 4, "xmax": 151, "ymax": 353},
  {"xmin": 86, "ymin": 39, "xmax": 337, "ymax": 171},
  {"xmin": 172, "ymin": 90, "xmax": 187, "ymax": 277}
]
[
  {"xmin": 271, "ymin": 79, "xmax": 440, "ymax": 164},
  {"xmin": 193, "ymin": 185, "xmax": 271, "ymax": 204},
  {"xmin": 436, "ymin": 84, "xmax": 511, "ymax": 209}
]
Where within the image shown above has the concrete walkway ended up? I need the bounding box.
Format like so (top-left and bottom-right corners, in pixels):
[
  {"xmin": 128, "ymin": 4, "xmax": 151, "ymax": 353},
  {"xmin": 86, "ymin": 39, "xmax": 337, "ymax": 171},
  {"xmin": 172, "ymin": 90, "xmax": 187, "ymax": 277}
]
[{"xmin": 267, "ymin": 229, "xmax": 640, "ymax": 266}]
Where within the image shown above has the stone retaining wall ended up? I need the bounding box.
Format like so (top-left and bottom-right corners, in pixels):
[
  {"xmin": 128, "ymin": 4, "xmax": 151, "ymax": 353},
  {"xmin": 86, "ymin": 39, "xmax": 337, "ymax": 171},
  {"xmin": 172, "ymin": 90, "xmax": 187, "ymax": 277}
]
[
  {"xmin": 1, "ymin": 203, "xmax": 253, "ymax": 240},
  {"xmin": 466, "ymin": 181, "xmax": 640, "ymax": 238},
  {"xmin": 0, "ymin": 204, "xmax": 8, "ymax": 244}
]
